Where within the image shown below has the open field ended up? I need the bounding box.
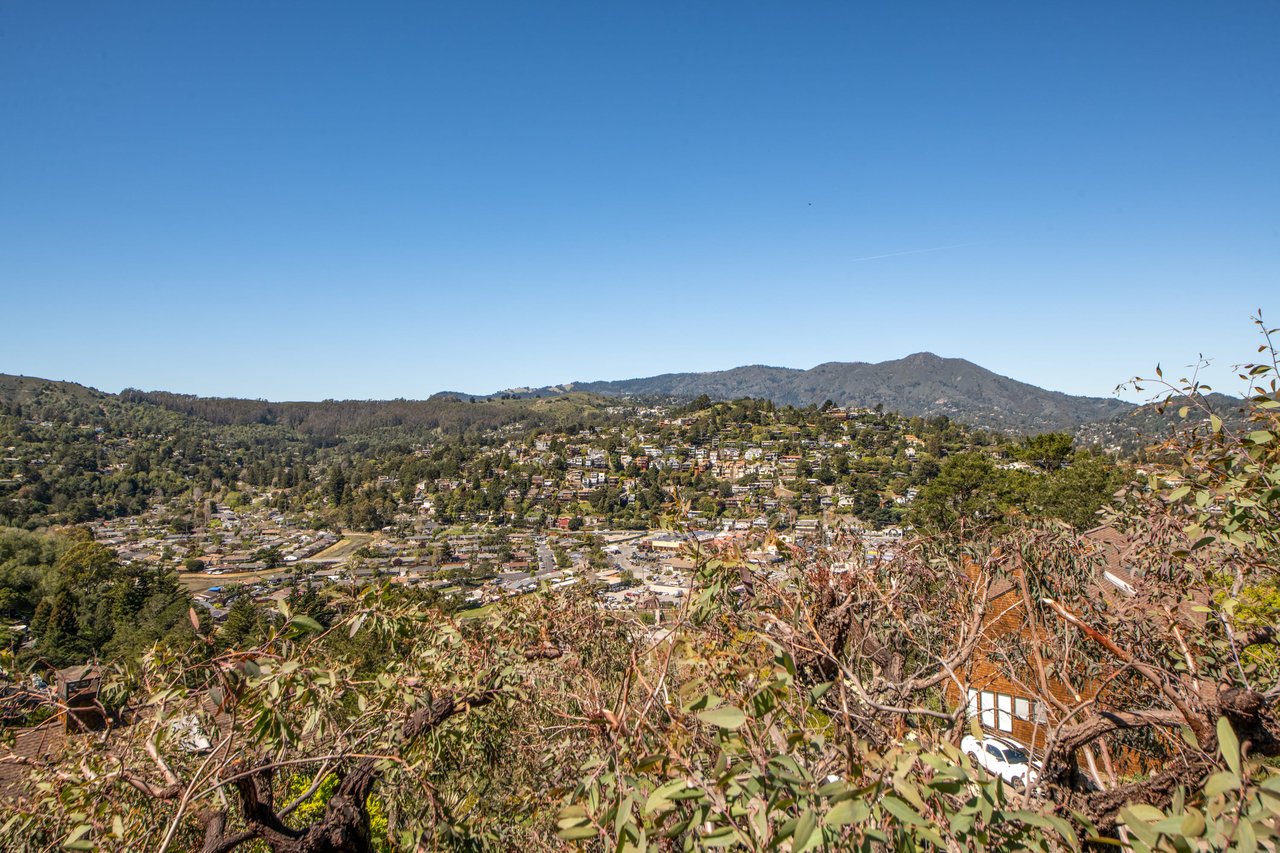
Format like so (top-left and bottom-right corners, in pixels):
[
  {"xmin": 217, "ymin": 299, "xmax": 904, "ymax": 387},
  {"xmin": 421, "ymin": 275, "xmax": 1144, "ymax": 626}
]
[
  {"xmin": 310, "ymin": 532, "xmax": 374, "ymax": 563},
  {"xmin": 180, "ymin": 568, "xmax": 292, "ymax": 593},
  {"xmin": 458, "ymin": 602, "xmax": 497, "ymax": 620},
  {"xmin": 177, "ymin": 532, "xmax": 375, "ymax": 592}
]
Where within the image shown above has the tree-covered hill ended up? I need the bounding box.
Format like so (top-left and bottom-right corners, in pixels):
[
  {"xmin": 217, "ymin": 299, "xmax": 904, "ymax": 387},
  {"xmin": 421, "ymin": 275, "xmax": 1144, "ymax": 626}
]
[
  {"xmin": 9, "ymin": 353, "xmax": 1195, "ymax": 444},
  {"xmin": 0, "ymin": 374, "xmax": 112, "ymax": 407},
  {"xmin": 0, "ymin": 374, "xmax": 234, "ymax": 528},
  {"xmin": 495, "ymin": 352, "xmax": 1137, "ymax": 433},
  {"xmin": 120, "ymin": 388, "xmax": 621, "ymax": 437},
  {"xmin": 0, "ymin": 374, "xmax": 637, "ymax": 530},
  {"xmin": 1073, "ymin": 391, "xmax": 1250, "ymax": 455}
]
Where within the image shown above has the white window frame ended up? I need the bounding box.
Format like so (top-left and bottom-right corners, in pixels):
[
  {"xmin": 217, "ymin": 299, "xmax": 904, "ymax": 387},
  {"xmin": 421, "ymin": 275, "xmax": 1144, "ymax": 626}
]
[
  {"xmin": 968, "ymin": 689, "xmax": 1039, "ymax": 732},
  {"xmin": 996, "ymin": 693, "xmax": 1014, "ymax": 732}
]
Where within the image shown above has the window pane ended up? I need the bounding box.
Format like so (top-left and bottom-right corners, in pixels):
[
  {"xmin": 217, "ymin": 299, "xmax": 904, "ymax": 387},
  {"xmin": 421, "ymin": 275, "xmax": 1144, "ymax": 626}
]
[
  {"xmin": 1014, "ymin": 697, "xmax": 1030, "ymax": 720},
  {"xmin": 967, "ymin": 689, "xmax": 979, "ymax": 717},
  {"xmin": 997, "ymin": 694, "xmax": 1014, "ymax": 731},
  {"xmin": 980, "ymin": 691, "xmax": 995, "ymax": 727}
]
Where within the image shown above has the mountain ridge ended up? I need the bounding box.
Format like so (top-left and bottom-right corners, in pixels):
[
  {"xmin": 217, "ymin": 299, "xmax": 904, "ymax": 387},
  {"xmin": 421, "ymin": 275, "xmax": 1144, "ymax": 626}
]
[
  {"xmin": 486, "ymin": 352, "xmax": 1133, "ymax": 433},
  {"xmin": 6, "ymin": 354, "xmax": 1247, "ymax": 437}
]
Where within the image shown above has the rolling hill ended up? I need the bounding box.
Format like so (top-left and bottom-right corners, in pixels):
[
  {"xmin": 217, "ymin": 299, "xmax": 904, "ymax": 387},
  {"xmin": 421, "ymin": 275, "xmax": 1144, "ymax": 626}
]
[
  {"xmin": 495, "ymin": 353, "xmax": 1135, "ymax": 433},
  {"xmin": 5, "ymin": 355, "xmax": 1247, "ymax": 440}
]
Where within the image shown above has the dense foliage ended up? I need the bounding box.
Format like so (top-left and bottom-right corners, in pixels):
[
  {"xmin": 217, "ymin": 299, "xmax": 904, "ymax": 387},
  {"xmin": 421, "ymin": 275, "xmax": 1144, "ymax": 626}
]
[
  {"xmin": 1, "ymin": 326, "xmax": 1275, "ymax": 850},
  {"xmin": 0, "ymin": 529, "xmax": 195, "ymax": 666}
]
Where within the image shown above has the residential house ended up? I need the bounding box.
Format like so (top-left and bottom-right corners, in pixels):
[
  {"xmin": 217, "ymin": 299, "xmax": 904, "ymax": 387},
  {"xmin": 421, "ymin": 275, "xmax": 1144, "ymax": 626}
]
[{"xmin": 946, "ymin": 526, "xmax": 1139, "ymax": 753}]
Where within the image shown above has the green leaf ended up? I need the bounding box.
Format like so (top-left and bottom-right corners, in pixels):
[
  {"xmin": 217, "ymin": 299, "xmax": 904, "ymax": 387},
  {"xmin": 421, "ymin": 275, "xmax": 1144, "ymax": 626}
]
[
  {"xmin": 556, "ymin": 824, "xmax": 597, "ymax": 841},
  {"xmin": 968, "ymin": 715, "xmax": 983, "ymax": 741},
  {"xmin": 1248, "ymin": 430, "xmax": 1275, "ymax": 445},
  {"xmin": 949, "ymin": 809, "xmax": 974, "ymax": 836},
  {"xmin": 644, "ymin": 779, "xmax": 689, "ymax": 815},
  {"xmin": 293, "ymin": 615, "xmax": 324, "ymax": 633},
  {"xmin": 668, "ymin": 787, "xmax": 705, "ymax": 801},
  {"xmin": 827, "ymin": 798, "xmax": 869, "ymax": 827},
  {"xmin": 1204, "ymin": 770, "xmax": 1240, "ymax": 798},
  {"xmin": 1236, "ymin": 817, "xmax": 1258, "ymax": 853},
  {"xmin": 1119, "ymin": 807, "xmax": 1160, "ymax": 848},
  {"xmin": 1180, "ymin": 809, "xmax": 1206, "ymax": 837},
  {"xmin": 880, "ymin": 795, "xmax": 927, "ymax": 827},
  {"xmin": 62, "ymin": 825, "xmax": 93, "ymax": 850},
  {"xmin": 697, "ymin": 706, "xmax": 747, "ymax": 730},
  {"xmin": 1258, "ymin": 787, "xmax": 1280, "ymax": 812},
  {"xmin": 684, "ymin": 692, "xmax": 716, "ymax": 712},
  {"xmin": 614, "ymin": 794, "xmax": 635, "ymax": 837},
  {"xmin": 793, "ymin": 811, "xmax": 817, "ymax": 850},
  {"xmin": 1008, "ymin": 810, "xmax": 1079, "ymax": 845},
  {"xmin": 1211, "ymin": 414, "xmax": 1224, "ymax": 433},
  {"xmin": 1124, "ymin": 803, "xmax": 1166, "ymax": 823},
  {"xmin": 817, "ymin": 779, "xmax": 848, "ymax": 798},
  {"xmin": 1219, "ymin": 717, "xmax": 1241, "ymax": 777},
  {"xmin": 700, "ymin": 826, "xmax": 739, "ymax": 847}
]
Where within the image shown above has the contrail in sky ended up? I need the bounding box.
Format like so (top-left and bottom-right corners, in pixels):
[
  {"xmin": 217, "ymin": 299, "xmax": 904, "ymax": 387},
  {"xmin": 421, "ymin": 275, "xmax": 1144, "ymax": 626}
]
[{"xmin": 848, "ymin": 242, "xmax": 978, "ymax": 263}]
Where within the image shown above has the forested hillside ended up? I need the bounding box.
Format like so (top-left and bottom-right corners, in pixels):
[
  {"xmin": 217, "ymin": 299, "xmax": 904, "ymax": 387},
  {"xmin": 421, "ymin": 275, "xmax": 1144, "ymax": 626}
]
[
  {"xmin": 121, "ymin": 388, "xmax": 619, "ymax": 437},
  {"xmin": 0, "ymin": 376, "xmax": 624, "ymax": 530},
  {"xmin": 505, "ymin": 352, "xmax": 1137, "ymax": 432},
  {"xmin": 1074, "ymin": 391, "xmax": 1250, "ymax": 454}
]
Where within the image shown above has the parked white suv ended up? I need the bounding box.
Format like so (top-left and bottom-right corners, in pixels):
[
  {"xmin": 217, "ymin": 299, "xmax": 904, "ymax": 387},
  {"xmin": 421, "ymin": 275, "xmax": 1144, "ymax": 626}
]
[{"xmin": 961, "ymin": 734, "xmax": 1040, "ymax": 788}]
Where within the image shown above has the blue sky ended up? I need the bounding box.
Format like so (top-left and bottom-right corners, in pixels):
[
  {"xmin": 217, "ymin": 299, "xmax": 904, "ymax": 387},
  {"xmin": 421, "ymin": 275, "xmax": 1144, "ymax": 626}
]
[{"xmin": 1, "ymin": 2, "xmax": 1276, "ymax": 402}]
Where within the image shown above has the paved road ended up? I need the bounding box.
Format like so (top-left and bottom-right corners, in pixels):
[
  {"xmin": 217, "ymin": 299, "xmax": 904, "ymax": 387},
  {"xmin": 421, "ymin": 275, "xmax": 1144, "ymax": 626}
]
[{"xmin": 535, "ymin": 538, "xmax": 556, "ymax": 573}]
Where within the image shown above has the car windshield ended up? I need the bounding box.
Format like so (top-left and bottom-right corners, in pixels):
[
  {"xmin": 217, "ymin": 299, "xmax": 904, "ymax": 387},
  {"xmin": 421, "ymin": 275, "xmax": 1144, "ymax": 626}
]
[{"xmin": 999, "ymin": 746, "xmax": 1029, "ymax": 764}]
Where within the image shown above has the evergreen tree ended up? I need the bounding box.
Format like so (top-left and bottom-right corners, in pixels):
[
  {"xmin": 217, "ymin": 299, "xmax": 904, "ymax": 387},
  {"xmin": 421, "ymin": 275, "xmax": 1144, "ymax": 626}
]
[{"xmin": 219, "ymin": 596, "xmax": 266, "ymax": 651}]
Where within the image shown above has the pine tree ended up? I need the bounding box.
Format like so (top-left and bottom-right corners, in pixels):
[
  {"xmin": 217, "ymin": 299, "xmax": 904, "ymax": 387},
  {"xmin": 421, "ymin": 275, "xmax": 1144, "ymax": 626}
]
[{"xmin": 219, "ymin": 596, "xmax": 265, "ymax": 651}]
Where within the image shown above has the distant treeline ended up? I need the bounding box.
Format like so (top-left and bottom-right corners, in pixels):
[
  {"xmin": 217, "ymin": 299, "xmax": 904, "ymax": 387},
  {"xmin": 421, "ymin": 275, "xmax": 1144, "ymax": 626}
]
[{"xmin": 120, "ymin": 389, "xmax": 618, "ymax": 437}]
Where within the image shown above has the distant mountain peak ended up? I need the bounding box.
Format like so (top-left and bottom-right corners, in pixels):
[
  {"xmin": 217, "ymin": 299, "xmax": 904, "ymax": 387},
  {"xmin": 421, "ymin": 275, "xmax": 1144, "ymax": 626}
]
[
  {"xmin": 2, "ymin": 354, "xmax": 1143, "ymax": 436},
  {"xmin": 498, "ymin": 355, "xmax": 1135, "ymax": 433}
]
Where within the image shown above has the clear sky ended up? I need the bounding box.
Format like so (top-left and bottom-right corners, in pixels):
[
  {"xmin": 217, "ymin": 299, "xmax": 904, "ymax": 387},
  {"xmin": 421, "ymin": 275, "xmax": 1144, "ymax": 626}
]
[{"xmin": 1, "ymin": 2, "xmax": 1276, "ymax": 402}]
